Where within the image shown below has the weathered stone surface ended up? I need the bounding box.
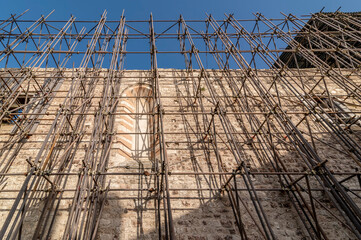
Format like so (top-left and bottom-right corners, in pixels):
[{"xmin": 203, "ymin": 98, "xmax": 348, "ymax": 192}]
[{"xmin": 0, "ymin": 68, "xmax": 360, "ymax": 239}]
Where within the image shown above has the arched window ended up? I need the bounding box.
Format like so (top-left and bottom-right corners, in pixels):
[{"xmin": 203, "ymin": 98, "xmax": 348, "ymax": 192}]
[{"xmin": 115, "ymin": 84, "xmax": 154, "ymax": 165}]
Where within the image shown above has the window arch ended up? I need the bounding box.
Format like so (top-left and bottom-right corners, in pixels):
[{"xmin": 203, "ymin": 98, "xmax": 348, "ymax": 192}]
[{"xmin": 116, "ymin": 84, "xmax": 156, "ymax": 165}]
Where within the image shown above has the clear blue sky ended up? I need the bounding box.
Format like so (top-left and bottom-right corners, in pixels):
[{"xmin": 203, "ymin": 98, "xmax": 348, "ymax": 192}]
[
  {"xmin": 1, "ymin": 0, "xmax": 359, "ymax": 22},
  {"xmin": 1, "ymin": 0, "xmax": 361, "ymax": 69}
]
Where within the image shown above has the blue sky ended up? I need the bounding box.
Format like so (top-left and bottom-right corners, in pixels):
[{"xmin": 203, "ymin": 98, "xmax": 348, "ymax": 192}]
[
  {"xmin": 1, "ymin": 0, "xmax": 359, "ymax": 23},
  {"xmin": 1, "ymin": 0, "xmax": 361, "ymax": 69}
]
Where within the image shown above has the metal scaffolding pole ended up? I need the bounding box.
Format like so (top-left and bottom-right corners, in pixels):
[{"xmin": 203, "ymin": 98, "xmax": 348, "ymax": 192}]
[{"xmin": 0, "ymin": 10, "xmax": 361, "ymax": 240}]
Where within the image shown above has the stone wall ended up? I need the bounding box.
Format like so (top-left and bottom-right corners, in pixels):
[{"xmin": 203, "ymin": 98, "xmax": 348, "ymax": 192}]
[{"xmin": 0, "ymin": 68, "xmax": 360, "ymax": 239}]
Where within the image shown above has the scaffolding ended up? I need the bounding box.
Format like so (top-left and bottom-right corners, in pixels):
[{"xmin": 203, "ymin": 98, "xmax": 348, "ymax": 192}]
[{"xmin": 0, "ymin": 10, "xmax": 361, "ymax": 239}]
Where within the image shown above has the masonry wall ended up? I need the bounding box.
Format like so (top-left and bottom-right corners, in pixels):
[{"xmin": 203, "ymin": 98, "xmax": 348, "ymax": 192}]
[{"xmin": 0, "ymin": 68, "xmax": 360, "ymax": 239}]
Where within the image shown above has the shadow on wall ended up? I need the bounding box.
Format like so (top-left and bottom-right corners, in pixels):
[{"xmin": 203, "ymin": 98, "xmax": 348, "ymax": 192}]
[
  {"xmin": 96, "ymin": 191, "xmax": 125, "ymax": 239},
  {"xmin": 131, "ymin": 198, "xmax": 240, "ymax": 240},
  {"xmin": 98, "ymin": 80, "xmax": 360, "ymax": 239}
]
